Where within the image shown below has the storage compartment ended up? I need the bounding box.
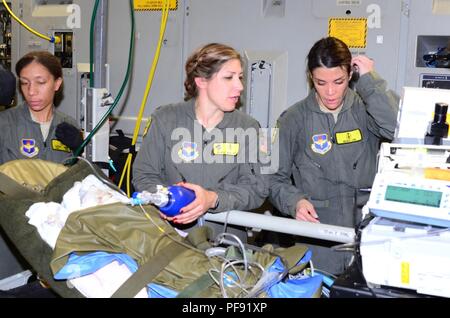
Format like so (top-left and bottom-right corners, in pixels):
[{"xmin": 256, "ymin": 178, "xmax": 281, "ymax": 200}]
[{"xmin": 416, "ymin": 35, "xmax": 450, "ymax": 68}]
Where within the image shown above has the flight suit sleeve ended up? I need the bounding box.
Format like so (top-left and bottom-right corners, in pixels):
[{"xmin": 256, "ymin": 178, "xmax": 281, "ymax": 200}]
[
  {"xmin": 208, "ymin": 122, "xmax": 268, "ymax": 212},
  {"xmin": 355, "ymin": 71, "xmax": 400, "ymax": 140},
  {"xmin": 211, "ymin": 161, "xmax": 268, "ymax": 213},
  {"xmin": 268, "ymin": 115, "xmax": 308, "ymax": 218},
  {"xmin": 132, "ymin": 116, "xmax": 166, "ymax": 192}
]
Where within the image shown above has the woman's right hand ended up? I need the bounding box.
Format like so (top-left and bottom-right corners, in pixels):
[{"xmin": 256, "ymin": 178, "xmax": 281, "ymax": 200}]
[
  {"xmin": 164, "ymin": 182, "xmax": 217, "ymax": 225},
  {"xmin": 295, "ymin": 199, "xmax": 320, "ymax": 223},
  {"xmin": 351, "ymin": 55, "xmax": 374, "ymax": 76}
]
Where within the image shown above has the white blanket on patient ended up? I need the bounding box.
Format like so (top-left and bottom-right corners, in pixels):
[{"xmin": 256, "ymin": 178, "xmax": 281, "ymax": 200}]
[
  {"xmin": 24, "ymin": 175, "xmax": 149, "ymax": 298},
  {"xmin": 25, "ymin": 174, "xmax": 130, "ymax": 249}
]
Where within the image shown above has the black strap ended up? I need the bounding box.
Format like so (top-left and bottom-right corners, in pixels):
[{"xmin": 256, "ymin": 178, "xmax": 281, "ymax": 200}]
[
  {"xmin": 117, "ymin": 129, "xmax": 125, "ymax": 138},
  {"xmin": 111, "ymin": 239, "xmax": 187, "ymax": 298}
]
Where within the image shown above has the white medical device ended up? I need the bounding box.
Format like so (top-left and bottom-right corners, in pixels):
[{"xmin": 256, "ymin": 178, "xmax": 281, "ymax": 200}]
[
  {"xmin": 395, "ymin": 87, "xmax": 450, "ymax": 145},
  {"xmin": 361, "ymin": 88, "xmax": 450, "ymax": 298},
  {"xmin": 367, "ymin": 142, "xmax": 450, "ymax": 227},
  {"xmin": 367, "ymin": 171, "xmax": 450, "ymax": 227},
  {"xmin": 360, "ymin": 217, "xmax": 450, "ymax": 298}
]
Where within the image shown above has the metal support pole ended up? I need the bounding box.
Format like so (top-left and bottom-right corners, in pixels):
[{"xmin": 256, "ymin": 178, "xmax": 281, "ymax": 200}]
[
  {"xmin": 86, "ymin": 0, "xmax": 109, "ymax": 174},
  {"xmin": 94, "ymin": 0, "xmax": 108, "ymax": 89}
]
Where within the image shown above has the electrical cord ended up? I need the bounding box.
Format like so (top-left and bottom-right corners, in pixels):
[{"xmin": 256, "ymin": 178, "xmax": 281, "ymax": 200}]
[
  {"xmin": 214, "ymin": 233, "xmax": 249, "ymax": 283},
  {"xmin": 207, "ymin": 230, "xmax": 290, "ymax": 298},
  {"xmin": 222, "ymin": 210, "xmax": 233, "ymax": 233},
  {"xmin": 220, "ymin": 260, "xmax": 265, "ymax": 298},
  {"xmin": 119, "ymin": 0, "xmax": 171, "ymax": 196},
  {"xmin": 2, "ymin": 0, "xmax": 60, "ymax": 43},
  {"xmin": 353, "ymin": 216, "xmax": 378, "ymax": 297},
  {"xmin": 137, "ymin": 203, "xmax": 166, "ymax": 234}
]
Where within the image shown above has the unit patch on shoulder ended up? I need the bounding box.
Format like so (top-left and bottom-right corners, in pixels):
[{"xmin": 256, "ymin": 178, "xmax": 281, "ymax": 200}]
[
  {"xmin": 20, "ymin": 139, "xmax": 39, "ymax": 158},
  {"xmin": 51, "ymin": 139, "xmax": 71, "ymax": 153},
  {"xmin": 213, "ymin": 143, "xmax": 240, "ymax": 156},
  {"xmin": 335, "ymin": 129, "xmax": 363, "ymax": 145},
  {"xmin": 142, "ymin": 117, "xmax": 153, "ymax": 138},
  {"xmin": 311, "ymin": 134, "xmax": 332, "ymax": 155}
]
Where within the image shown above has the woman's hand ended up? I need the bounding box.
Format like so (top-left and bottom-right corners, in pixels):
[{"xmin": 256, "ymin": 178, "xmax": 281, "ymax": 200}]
[
  {"xmin": 351, "ymin": 55, "xmax": 374, "ymax": 76},
  {"xmin": 164, "ymin": 182, "xmax": 218, "ymax": 225},
  {"xmin": 295, "ymin": 199, "xmax": 320, "ymax": 223}
]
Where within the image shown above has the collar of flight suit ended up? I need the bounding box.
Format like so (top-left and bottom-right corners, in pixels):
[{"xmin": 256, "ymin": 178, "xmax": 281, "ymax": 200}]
[
  {"xmin": 19, "ymin": 102, "xmax": 56, "ymax": 125},
  {"xmin": 185, "ymin": 98, "xmax": 234, "ymax": 130}
]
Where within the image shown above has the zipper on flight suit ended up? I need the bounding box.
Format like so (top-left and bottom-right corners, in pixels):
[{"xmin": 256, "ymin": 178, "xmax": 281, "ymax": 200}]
[
  {"xmin": 173, "ymin": 164, "xmax": 187, "ymax": 183},
  {"xmin": 325, "ymin": 114, "xmax": 345, "ymax": 215},
  {"xmin": 326, "ymin": 114, "xmax": 336, "ymax": 143}
]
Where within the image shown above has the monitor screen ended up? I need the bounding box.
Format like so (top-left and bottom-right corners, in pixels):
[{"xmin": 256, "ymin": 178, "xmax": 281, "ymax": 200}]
[{"xmin": 385, "ymin": 186, "xmax": 442, "ymax": 208}]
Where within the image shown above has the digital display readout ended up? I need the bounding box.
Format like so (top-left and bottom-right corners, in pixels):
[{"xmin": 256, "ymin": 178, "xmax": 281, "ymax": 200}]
[{"xmin": 385, "ymin": 186, "xmax": 442, "ymax": 208}]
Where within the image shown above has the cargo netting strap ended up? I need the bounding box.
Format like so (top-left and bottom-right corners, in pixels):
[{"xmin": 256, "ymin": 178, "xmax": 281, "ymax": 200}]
[{"xmin": 111, "ymin": 240, "xmax": 188, "ymax": 298}]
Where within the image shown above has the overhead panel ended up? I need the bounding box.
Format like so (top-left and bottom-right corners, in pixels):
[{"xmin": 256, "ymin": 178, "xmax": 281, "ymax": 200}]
[{"xmin": 134, "ymin": 0, "xmax": 178, "ymax": 11}]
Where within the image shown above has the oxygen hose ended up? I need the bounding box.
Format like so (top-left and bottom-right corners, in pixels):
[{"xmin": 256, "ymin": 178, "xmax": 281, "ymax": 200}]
[
  {"xmin": 2, "ymin": 0, "xmax": 60, "ymax": 43},
  {"xmin": 118, "ymin": 0, "xmax": 171, "ymax": 196}
]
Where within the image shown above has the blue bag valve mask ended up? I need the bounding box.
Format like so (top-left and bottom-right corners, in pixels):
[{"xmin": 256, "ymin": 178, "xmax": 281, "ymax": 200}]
[
  {"xmin": 160, "ymin": 185, "xmax": 196, "ymax": 217},
  {"xmin": 131, "ymin": 185, "xmax": 196, "ymax": 217}
]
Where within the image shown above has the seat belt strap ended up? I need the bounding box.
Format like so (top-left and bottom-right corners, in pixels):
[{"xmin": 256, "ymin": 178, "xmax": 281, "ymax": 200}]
[{"xmin": 111, "ymin": 240, "xmax": 187, "ymax": 298}]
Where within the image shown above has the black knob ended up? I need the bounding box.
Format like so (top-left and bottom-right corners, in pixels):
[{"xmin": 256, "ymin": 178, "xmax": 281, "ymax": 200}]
[{"xmin": 434, "ymin": 102, "xmax": 448, "ymax": 124}]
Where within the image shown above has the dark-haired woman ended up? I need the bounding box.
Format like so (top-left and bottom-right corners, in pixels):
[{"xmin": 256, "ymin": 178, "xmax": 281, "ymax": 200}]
[
  {"xmin": 0, "ymin": 51, "xmax": 81, "ymax": 164},
  {"xmin": 269, "ymin": 37, "xmax": 399, "ymax": 274}
]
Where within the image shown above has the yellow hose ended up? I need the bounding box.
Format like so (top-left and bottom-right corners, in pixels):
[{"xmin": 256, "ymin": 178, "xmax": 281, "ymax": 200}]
[
  {"xmin": 118, "ymin": 0, "xmax": 171, "ymax": 196},
  {"xmin": 2, "ymin": 0, "xmax": 60, "ymax": 43}
]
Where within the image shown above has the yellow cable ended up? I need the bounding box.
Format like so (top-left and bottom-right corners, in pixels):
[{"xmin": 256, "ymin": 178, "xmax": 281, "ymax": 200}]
[
  {"xmin": 118, "ymin": 155, "xmax": 132, "ymax": 193},
  {"xmin": 126, "ymin": 154, "xmax": 131, "ymax": 195},
  {"xmin": 138, "ymin": 204, "xmax": 165, "ymax": 233},
  {"xmin": 2, "ymin": 0, "xmax": 60, "ymax": 43},
  {"xmin": 131, "ymin": 0, "xmax": 170, "ymax": 144},
  {"xmin": 119, "ymin": 0, "xmax": 171, "ymax": 195}
]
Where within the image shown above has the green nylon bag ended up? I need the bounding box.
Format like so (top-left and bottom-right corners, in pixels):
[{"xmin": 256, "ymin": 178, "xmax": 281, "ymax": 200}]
[
  {"xmin": 0, "ymin": 159, "xmax": 317, "ymax": 298},
  {"xmin": 0, "ymin": 159, "xmax": 98, "ymax": 298},
  {"xmin": 51, "ymin": 203, "xmax": 313, "ymax": 298}
]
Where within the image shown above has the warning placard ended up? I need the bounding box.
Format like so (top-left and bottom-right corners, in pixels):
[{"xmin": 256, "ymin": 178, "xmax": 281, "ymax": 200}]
[
  {"xmin": 134, "ymin": 0, "xmax": 178, "ymax": 11},
  {"xmin": 328, "ymin": 18, "xmax": 367, "ymax": 48}
]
